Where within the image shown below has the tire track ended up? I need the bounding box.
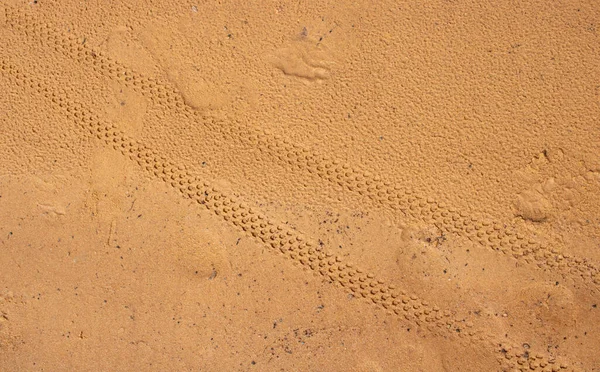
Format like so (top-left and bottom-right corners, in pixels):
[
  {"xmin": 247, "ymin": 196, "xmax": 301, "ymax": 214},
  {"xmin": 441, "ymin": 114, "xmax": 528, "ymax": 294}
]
[
  {"xmin": 1, "ymin": 6, "xmax": 580, "ymax": 370},
  {"xmin": 5, "ymin": 4, "xmax": 597, "ymax": 291},
  {"xmin": 1, "ymin": 56, "xmax": 574, "ymax": 372}
]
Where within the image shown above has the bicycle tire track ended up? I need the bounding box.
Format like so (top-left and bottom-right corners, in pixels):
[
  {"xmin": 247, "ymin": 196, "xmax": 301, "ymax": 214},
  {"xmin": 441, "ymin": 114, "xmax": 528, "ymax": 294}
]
[
  {"xmin": 1, "ymin": 57, "xmax": 575, "ymax": 371},
  {"xmin": 5, "ymin": 4, "xmax": 597, "ymax": 291}
]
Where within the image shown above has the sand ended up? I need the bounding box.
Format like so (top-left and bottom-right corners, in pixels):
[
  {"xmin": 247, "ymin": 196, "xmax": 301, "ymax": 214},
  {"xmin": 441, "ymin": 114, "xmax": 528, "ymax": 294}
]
[{"xmin": 1, "ymin": 0, "xmax": 599, "ymax": 371}]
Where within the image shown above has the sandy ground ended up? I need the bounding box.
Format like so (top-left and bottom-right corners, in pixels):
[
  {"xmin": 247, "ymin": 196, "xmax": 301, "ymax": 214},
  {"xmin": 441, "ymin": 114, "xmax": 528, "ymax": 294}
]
[{"xmin": 1, "ymin": 1, "xmax": 599, "ymax": 371}]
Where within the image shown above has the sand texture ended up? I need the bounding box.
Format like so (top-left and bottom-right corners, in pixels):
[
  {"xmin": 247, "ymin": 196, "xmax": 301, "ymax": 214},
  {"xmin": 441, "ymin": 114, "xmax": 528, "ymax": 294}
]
[{"xmin": 1, "ymin": 1, "xmax": 600, "ymax": 371}]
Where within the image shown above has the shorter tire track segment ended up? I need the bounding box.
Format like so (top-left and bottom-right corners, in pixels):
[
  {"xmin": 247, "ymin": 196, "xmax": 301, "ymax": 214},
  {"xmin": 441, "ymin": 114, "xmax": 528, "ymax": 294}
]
[
  {"xmin": 3, "ymin": 5, "xmax": 219, "ymax": 130},
  {"xmin": 248, "ymin": 132, "xmax": 600, "ymax": 288},
  {"xmin": 0, "ymin": 58, "xmax": 575, "ymax": 371},
  {"xmin": 5, "ymin": 4, "xmax": 597, "ymax": 291}
]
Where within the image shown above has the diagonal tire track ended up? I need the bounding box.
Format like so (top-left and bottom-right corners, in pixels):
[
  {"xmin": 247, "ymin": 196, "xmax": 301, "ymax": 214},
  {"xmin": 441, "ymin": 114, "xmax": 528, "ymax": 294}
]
[{"xmin": 1, "ymin": 5, "xmax": 582, "ymax": 371}]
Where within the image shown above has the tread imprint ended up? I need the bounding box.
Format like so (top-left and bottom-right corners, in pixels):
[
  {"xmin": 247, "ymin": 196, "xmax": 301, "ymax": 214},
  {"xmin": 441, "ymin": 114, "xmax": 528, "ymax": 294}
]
[{"xmin": 1, "ymin": 5, "xmax": 583, "ymax": 371}]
